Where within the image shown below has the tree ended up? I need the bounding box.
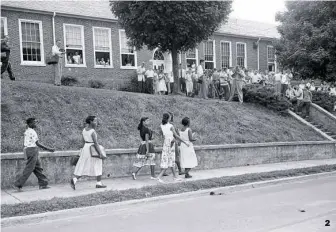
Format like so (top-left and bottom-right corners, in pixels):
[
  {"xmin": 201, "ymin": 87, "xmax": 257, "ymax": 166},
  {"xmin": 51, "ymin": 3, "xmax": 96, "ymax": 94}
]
[
  {"xmin": 110, "ymin": 1, "xmax": 232, "ymax": 93},
  {"xmin": 275, "ymin": 1, "xmax": 336, "ymax": 81}
]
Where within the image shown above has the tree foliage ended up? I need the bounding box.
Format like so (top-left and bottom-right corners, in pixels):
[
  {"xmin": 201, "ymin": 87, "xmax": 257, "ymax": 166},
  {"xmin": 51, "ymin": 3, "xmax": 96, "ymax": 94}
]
[
  {"xmin": 275, "ymin": 1, "xmax": 336, "ymax": 81},
  {"xmin": 110, "ymin": 0, "xmax": 232, "ymax": 92}
]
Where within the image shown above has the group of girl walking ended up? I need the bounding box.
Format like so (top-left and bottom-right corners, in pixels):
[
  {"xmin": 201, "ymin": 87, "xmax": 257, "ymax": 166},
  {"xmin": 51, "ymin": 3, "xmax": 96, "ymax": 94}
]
[
  {"xmin": 70, "ymin": 113, "xmax": 198, "ymax": 190},
  {"xmin": 132, "ymin": 112, "xmax": 198, "ymax": 183}
]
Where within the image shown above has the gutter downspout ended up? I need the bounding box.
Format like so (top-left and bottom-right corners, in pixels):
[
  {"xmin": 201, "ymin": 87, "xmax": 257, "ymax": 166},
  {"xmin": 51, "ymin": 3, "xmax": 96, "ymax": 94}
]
[
  {"xmin": 52, "ymin": 12, "xmax": 56, "ymax": 45},
  {"xmin": 257, "ymin": 37, "xmax": 261, "ymax": 71}
]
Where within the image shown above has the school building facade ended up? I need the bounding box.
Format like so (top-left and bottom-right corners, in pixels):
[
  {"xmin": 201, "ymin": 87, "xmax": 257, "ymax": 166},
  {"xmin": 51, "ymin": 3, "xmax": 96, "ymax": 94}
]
[{"xmin": 1, "ymin": 1, "xmax": 280, "ymax": 88}]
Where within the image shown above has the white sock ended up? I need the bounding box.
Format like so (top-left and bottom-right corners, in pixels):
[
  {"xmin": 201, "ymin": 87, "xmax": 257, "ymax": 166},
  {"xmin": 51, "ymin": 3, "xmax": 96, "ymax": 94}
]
[
  {"xmin": 97, "ymin": 181, "xmax": 102, "ymax": 185},
  {"xmin": 73, "ymin": 177, "xmax": 77, "ymax": 184}
]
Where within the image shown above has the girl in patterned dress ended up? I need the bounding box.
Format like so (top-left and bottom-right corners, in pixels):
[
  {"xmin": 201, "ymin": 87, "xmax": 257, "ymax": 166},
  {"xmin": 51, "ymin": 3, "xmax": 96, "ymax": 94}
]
[
  {"xmin": 131, "ymin": 117, "xmax": 156, "ymax": 180},
  {"xmin": 156, "ymin": 113, "xmax": 189, "ymax": 183}
]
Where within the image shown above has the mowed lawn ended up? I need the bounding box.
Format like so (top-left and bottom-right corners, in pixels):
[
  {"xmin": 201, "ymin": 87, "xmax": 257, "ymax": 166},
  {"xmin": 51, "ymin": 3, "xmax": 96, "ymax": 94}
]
[{"xmin": 1, "ymin": 80, "xmax": 324, "ymax": 153}]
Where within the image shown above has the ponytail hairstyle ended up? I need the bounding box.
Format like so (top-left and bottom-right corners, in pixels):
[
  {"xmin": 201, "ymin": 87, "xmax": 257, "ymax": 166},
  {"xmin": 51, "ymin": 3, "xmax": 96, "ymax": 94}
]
[
  {"xmin": 137, "ymin": 117, "xmax": 148, "ymax": 131},
  {"xmin": 162, "ymin": 113, "xmax": 170, "ymax": 125},
  {"xmin": 168, "ymin": 111, "xmax": 174, "ymax": 122}
]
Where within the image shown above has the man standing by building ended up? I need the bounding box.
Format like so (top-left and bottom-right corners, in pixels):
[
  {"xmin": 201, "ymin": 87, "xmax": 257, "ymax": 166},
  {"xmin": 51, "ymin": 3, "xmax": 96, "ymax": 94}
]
[
  {"xmin": 52, "ymin": 40, "xmax": 64, "ymax": 86},
  {"xmin": 179, "ymin": 63, "xmax": 186, "ymax": 94},
  {"xmin": 1, "ymin": 35, "xmax": 15, "ymax": 80},
  {"xmin": 145, "ymin": 65, "xmax": 155, "ymax": 94},
  {"xmin": 137, "ymin": 62, "xmax": 146, "ymax": 93},
  {"xmin": 197, "ymin": 59, "xmax": 205, "ymax": 98}
]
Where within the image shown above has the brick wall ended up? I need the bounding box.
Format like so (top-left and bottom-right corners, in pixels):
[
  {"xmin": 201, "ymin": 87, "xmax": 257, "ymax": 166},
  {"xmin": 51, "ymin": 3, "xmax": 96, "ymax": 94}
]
[{"xmin": 2, "ymin": 9, "xmax": 275, "ymax": 87}]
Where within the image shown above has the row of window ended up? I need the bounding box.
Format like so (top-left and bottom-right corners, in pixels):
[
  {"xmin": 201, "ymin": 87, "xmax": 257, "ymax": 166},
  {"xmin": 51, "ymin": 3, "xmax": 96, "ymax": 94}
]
[
  {"xmin": 1, "ymin": 17, "xmax": 137, "ymax": 69},
  {"xmin": 1, "ymin": 17, "xmax": 276, "ymax": 71}
]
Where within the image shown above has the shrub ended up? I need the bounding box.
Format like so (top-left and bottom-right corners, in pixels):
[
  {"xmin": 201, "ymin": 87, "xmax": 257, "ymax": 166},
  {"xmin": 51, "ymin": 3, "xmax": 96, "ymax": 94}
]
[
  {"xmin": 61, "ymin": 76, "xmax": 78, "ymax": 86},
  {"xmin": 242, "ymin": 84, "xmax": 291, "ymax": 114},
  {"xmin": 88, "ymin": 80, "xmax": 105, "ymax": 89},
  {"xmin": 312, "ymin": 91, "xmax": 336, "ymax": 112},
  {"xmin": 119, "ymin": 72, "xmax": 141, "ymax": 93}
]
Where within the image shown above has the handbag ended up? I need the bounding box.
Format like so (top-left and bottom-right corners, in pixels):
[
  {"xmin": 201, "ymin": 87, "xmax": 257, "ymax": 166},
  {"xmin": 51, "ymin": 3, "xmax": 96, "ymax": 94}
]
[
  {"xmin": 46, "ymin": 54, "xmax": 59, "ymax": 65},
  {"xmin": 90, "ymin": 144, "xmax": 107, "ymax": 159}
]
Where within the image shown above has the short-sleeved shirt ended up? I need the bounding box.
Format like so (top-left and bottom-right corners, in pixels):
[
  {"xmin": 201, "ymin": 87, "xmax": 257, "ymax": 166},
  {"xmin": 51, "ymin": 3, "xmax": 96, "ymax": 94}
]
[
  {"xmin": 24, "ymin": 128, "xmax": 38, "ymax": 147},
  {"xmin": 140, "ymin": 127, "xmax": 153, "ymax": 141}
]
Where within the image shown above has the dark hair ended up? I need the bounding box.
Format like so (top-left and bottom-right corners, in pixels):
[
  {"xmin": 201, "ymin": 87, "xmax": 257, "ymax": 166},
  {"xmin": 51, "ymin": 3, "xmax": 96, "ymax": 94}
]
[
  {"xmin": 162, "ymin": 113, "xmax": 170, "ymax": 125},
  {"xmin": 168, "ymin": 112, "xmax": 174, "ymax": 122},
  {"xmin": 26, "ymin": 117, "xmax": 36, "ymax": 125},
  {"xmin": 137, "ymin": 117, "xmax": 148, "ymax": 131},
  {"xmin": 200, "ymin": 59, "xmax": 204, "ymax": 63},
  {"xmin": 85, "ymin": 116, "xmax": 96, "ymax": 124},
  {"xmin": 182, "ymin": 117, "xmax": 190, "ymax": 127}
]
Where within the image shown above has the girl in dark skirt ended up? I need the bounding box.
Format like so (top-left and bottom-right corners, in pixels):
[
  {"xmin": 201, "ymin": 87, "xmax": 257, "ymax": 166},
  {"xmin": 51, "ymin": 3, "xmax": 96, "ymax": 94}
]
[{"xmin": 132, "ymin": 117, "xmax": 156, "ymax": 180}]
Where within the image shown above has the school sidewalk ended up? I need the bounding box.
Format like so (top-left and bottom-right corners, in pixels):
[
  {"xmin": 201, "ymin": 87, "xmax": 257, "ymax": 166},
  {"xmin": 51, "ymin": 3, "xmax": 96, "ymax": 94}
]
[{"xmin": 2, "ymin": 158, "xmax": 336, "ymax": 205}]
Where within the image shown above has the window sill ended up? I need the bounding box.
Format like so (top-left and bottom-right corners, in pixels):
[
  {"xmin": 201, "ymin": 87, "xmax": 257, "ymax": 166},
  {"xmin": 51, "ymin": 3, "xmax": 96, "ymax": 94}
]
[
  {"xmin": 65, "ymin": 64, "xmax": 87, "ymax": 68},
  {"xmin": 21, "ymin": 62, "xmax": 46, "ymax": 67},
  {"xmin": 94, "ymin": 65, "xmax": 114, "ymax": 69},
  {"xmin": 120, "ymin": 66, "xmax": 137, "ymax": 70}
]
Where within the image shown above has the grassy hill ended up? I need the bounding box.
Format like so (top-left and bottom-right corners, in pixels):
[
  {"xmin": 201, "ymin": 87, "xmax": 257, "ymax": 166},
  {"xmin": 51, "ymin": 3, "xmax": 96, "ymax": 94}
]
[{"xmin": 1, "ymin": 80, "xmax": 324, "ymax": 153}]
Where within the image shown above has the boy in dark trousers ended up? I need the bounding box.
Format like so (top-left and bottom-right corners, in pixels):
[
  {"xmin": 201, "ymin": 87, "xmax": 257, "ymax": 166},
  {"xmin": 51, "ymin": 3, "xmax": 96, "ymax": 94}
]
[{"xmin": 14, "ymin": 118, "xmax": 55, "ymax": 191}]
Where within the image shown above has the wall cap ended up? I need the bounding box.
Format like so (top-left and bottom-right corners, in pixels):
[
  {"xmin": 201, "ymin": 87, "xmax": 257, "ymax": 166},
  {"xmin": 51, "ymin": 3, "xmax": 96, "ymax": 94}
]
[
  {"xmin": 311, "ymin": 103, "xmax": 336, "ymax": 121},
  {"xmin": 1, "ymin": 141, "xmax": 335, "ymax": 160}
]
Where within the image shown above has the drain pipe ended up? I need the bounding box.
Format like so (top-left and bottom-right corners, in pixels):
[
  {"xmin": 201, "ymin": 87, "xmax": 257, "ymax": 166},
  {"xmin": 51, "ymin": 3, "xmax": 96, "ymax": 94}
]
[
  {"xmin": 257, "ymin": 37, "xmax": 261, "ymax": 71},
  {"xmin": 52, "ymin": 12, "xmax": 56, "ymax": 45}
]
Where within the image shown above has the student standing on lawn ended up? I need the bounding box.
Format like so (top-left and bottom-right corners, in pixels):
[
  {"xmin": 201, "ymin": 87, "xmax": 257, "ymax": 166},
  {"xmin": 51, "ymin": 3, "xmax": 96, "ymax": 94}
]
[
  {"xmin": 132, "ymin": 117, "xmax": 156, "ymax": 180},
  {"xmin": 14, "ymin": 118, "xmax": 55, "ymax": 191},
  {"xmin": 156, "ymin": 113, "xmax": 189, "ymax": 183},
  {"xmin": 301, "ymin": 85, "xmax": 313, "ymax": 118},
  {"xmin": 228, "ymin": 66, "xmax": 246, "ymax": 104},
  {"xmin": 137, "ymin": 62, "xmax": 146, "ymax": 93},
  {"xmin": 70, "ymin": 116, "xmax": 106, "ymax": 190},
  {"xmin": 179, "ymin": 117, "xmax": 198, "ymax": 178}
]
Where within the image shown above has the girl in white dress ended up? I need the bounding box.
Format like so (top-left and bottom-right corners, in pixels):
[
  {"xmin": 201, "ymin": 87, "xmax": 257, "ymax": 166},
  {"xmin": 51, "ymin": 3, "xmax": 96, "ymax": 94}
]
[
  {"xmin": 70, "ymin": 116, "xmax": 106, "ymax": 190},
  {"xmin": 157, "ymin": 69, "xmax": 167, "ymax": 95},
  {"xmin": 156, "ymin": 113, "xmax": 189, "ymax": 183},
  {"xmin": 179, "ymin": 117, "xmax": 198, "ymax": 178},
  {"xmin": 185, "ymin": 68, "xmax": 193, "ymax": 96}
]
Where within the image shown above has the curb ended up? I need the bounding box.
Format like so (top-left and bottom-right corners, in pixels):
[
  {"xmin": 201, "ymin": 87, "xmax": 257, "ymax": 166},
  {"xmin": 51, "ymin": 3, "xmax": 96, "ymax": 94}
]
[{"xmin": 2, "ymin": 170, "xmax": 336, "ymax": 228}]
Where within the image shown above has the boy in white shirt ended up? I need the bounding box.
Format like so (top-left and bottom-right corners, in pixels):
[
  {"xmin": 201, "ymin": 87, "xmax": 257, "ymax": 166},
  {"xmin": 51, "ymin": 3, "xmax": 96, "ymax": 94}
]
[
  {"xmin": 14, "ymin": 118, "xmax": 55, "ymax": 191},
  {"xmin": 145, "ymin": 66, "xmax": 155, "ymax": 94},
  {"xmin": 137, "ymin": 62, "xmax": 146, "ymax": 93}
]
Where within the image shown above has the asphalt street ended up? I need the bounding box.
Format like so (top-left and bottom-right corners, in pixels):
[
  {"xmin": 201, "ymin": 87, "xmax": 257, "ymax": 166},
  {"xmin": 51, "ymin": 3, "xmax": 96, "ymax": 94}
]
[{"xmin": 2, "ymin": 175, "xmax": 336, "ymax": 232}]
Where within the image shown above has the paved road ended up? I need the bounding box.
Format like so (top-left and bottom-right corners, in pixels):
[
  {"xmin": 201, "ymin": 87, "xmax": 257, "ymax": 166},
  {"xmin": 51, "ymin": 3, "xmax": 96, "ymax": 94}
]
[{"xmin": 2, "ymin": 176, "xmax": 336, "ymax": 232}]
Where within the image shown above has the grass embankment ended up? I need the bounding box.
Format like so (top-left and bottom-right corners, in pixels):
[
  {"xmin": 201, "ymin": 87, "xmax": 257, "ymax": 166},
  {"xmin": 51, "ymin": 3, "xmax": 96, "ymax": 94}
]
[
  {"xmin": 1, "ymin": 80, "xmax": 324, "ymax": 153},
  {"xmin": 2, "ymin": 165, "xmax": 336, "ymax": 218}
]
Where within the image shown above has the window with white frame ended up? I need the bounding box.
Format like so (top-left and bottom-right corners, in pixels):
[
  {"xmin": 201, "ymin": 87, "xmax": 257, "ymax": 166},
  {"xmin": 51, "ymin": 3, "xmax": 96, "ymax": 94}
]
[
  {"xmin": 64, "ymin": 24, "xmax": 85, "ymax": 66},
  {"xmin": 185, "ymin": 48, "xmax": 197, "ymax": 68},
  {"xmin": 267, "ymin": 46, "xmax": 275, "ymax": 72},
  {"xmin": 93, "ymin": 27, "xmax": 112, "ymax": 68},
  {"xmin": 236, "ymin": 43, "xmax": 246, "ymax": 68},
  {"xmin": 204, "ymin": 40, "xmax": 215, "ymax": 69},
  {"xmin": 1, "ymin": 17, "xmax": 8, "ymax": 40},
  {"xmin": 19, "ymin": 19, "xmax": 44, "ymax": 65},
  {"xmin": 220, "ymin": 41, "xmax": 231, "ymax": 68},
  {"xmin": 119, "ymin": 30, "xmax": 136, "ymax": 68}
]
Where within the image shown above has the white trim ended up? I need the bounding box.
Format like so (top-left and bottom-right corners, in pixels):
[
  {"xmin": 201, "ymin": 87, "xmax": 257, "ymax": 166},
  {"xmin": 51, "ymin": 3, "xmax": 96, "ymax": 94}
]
[
  {"xmin": 18, "ymin": 19, "xmax": 45, "ymax": 66},
  {"xmin": 236, "ymin": 42, "xmax": 247, "ymax": 68},
  {"xmin": 1, "ymin": 17, "xmax": 8, "ymax": 37},
  {"xmin": 92, "ymin": 26, "xmax": 113, "ymax": 68},
  {"xmin": 185, "ymin": 48, "xmax": 198, "ymax": 67},
  {"xmin": 220, "ymin": 40, "xmax": 232, "ymax": 68},
  {"xmin": 63, "ymin": 23, "xmax": 86, "ymax": 67},
  {"xmin": 118, "ymin": 29, "xmax": 137, "ymax": 69},
  {"xmin": 203, "ymin": 40, "xmax": 215, "ymax": 69},
  {"xmin": 267, "ymin": 45, "xmax": 275, "ymax": 72}
]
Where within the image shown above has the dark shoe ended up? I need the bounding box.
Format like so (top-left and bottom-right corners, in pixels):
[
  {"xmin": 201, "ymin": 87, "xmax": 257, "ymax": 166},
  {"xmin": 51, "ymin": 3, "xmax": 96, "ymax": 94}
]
[
  {"xmin": 96, "ymin": 184, "xmax": 107, "ymax": 188},
  {"xmin": 12, "ymin": 184, "xmax": 23, "ymax": 192},
  {"xmin": 70, "ymin": 179, "xmax": 76, "ymax": 190},
  {"xmin": 179, "ymin": 172, "xmax": 186, "ymax": 175},
  {"xmin": 185, "ymin": 174, "xmax": 192, "ymax": 178},
  {"xmin": 39, "ymin": 185, "xmax": 50, "ymax": 190},
  {"xmin": 163, "ymin": 173, "xmax": 169, "ymax": 176}
]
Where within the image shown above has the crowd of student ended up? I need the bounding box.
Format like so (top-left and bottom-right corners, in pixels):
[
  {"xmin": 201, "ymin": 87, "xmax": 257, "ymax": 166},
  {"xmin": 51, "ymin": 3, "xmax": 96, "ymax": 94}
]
[{"xmin": 13, "ymin": 113, "xmax": 198, "ymax": 191}]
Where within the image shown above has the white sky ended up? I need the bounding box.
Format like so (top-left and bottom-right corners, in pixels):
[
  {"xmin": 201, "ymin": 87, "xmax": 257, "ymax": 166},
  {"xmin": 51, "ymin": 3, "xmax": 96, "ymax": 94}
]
[{"xmin": 230, "ymin": 0, "xmax": 286, "ymax": 24}]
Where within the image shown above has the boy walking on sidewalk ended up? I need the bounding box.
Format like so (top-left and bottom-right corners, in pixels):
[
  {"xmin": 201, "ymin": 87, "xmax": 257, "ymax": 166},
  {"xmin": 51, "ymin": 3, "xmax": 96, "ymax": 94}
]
[{"xmin": 14, "ymin": 118, "xmax": 55, "ymax": 191}]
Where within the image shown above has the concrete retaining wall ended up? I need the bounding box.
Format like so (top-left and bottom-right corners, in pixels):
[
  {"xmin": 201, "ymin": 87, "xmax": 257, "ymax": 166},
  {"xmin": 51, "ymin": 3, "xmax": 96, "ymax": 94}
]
[
  {"xmin": 310, "ymin": 103, "xmax": 336, "ymax": 135},
  {"xmin": 1, "ymin": 141, "xmax": 336, "ymax": 188}
]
